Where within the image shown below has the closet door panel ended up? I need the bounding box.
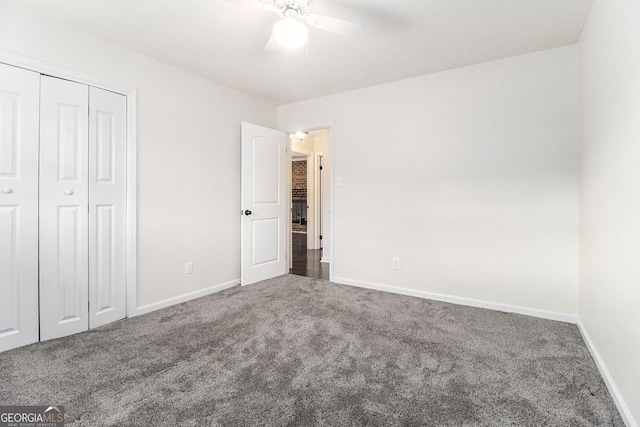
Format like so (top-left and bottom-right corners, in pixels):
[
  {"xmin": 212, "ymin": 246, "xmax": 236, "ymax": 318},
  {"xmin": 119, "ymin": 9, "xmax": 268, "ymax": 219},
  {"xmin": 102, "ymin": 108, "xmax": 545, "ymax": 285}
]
[
  {"xmin": 89, "ymin": 87, "xmax": 127, "ymax": 328},
  {"xmin": 39, "ymin": 76, "xmax": 89, "ymax": 341},
  {"xmin": 0, "ymin": 63, "xmax": 40, "ymax": 352}
]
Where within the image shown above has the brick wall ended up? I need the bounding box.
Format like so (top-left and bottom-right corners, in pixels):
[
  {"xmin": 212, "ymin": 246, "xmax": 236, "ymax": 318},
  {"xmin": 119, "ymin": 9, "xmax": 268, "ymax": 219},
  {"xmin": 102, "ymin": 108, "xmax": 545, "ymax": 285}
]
[
  {"xmin": 292, "ymin": 160, "xmax": 307, "ymax": 232},
  {"xmin": 292, "ymin": 160, "xmax": 307, "ymax": 200}
]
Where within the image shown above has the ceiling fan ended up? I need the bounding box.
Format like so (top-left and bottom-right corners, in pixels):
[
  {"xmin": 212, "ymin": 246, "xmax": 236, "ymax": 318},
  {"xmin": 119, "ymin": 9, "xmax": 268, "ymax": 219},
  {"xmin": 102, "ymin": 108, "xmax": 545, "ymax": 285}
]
[{"xmin": 250, "ymin": 0, "xmax": 363, "ymax": 51}]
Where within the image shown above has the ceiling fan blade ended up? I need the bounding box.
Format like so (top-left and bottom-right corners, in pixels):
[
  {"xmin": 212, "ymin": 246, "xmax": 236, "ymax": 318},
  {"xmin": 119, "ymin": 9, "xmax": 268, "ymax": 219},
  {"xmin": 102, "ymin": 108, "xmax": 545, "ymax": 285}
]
[
  {"xmin": 220, "ymin": 0, "xmax": 276, "ymax": 12},
  {"xmin": 264, "ymin": 33, "xmax": 277, "ymax": 51},
  {"xmin": 254, "ymin": 0, "xmax": 277, "ymax": 12},
  {"xmin": 305, "ymin": 13, "xmax": 363, "ymax": 37}
]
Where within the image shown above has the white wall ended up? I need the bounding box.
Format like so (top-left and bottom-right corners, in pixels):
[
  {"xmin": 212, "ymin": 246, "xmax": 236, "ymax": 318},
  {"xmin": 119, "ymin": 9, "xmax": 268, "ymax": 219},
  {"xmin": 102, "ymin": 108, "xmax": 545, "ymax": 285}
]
[
  {"xmin": 0, "ymin": 3, "xmax": 277, "ymax": 308},
  {"xmin": 279, "ymin": 46, "xmax": 580, "ymax": 316},
  {"xmin": 579, "ymin": 0, "xmax": 640, "ymax": 424}
]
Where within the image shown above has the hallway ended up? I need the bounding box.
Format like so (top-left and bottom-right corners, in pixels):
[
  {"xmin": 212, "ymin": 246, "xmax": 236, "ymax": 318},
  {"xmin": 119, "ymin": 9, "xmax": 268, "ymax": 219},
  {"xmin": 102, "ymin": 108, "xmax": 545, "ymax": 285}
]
[{"xmin": 291, "ymin": 233, "xmax": 329, "ymax": 280}]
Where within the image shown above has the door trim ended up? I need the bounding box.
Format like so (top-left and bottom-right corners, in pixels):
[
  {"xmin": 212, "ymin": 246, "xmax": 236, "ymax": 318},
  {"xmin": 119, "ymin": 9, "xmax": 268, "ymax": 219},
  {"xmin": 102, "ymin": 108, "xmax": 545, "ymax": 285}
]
[
  {"xmin": 285, "ymin": 122, "xmax": 335, "ymax": 281},
  {"xmin": 0, "ymin": 48, "xmax": 138, "ymax": 317},
  {"xmin": 314, "ymin": 152, "xmax": 324, "ymax": 254}
]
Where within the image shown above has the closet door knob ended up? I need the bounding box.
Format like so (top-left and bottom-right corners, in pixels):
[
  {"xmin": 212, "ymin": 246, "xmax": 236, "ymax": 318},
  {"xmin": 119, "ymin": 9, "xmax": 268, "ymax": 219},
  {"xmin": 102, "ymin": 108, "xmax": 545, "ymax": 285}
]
[
  {"xmin": 1, "ymin": 188, "xmax": 12, "ymax": 194},
  {"xmin": 64, "ymin": 190, "xmax": 74, "ymax": 195}
]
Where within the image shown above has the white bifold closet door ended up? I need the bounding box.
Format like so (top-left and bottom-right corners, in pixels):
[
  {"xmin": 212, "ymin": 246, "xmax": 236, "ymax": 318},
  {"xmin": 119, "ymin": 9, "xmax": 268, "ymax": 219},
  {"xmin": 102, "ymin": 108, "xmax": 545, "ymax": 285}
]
[
  {"xmin": 87, "ymin": 86, "xmax": 127, "ymax": 329},
  {"xmin": 39, "ymin": 76, "xmax": 126, "ymax": 341},
  {"xmin": 39, "ymin": 76, "xmax": 90, "ymax": 340},
  {"xmin": 0, "ymin": 63, "xmax": 40, "ymax": 352}
]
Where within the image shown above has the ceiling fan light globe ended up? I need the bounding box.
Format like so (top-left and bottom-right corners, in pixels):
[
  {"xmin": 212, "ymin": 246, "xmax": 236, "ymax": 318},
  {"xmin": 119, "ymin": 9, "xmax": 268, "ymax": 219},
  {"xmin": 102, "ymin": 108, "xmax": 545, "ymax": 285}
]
[{"xmin": 273, "ymin": 18, "xmax": 308, "ymax": 49}]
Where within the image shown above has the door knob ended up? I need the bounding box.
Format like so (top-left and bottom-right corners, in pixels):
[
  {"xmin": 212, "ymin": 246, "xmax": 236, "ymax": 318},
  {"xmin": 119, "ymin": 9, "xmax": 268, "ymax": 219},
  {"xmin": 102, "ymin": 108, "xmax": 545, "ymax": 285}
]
[
  {"xmin": 64, "ymin": 190, "xmax": 74, "ymax": 195},
  {"xmin": 244, "ymin": 210, "xmax": 252, "ymax": 216},
  {"xmin": 1, "ymin": 188, "xmax": 12, "ymax": 194}
]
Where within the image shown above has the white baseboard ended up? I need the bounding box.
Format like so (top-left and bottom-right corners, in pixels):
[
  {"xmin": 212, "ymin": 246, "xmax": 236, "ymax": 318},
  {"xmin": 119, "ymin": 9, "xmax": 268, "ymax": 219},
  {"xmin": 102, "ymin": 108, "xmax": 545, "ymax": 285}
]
[
  {"xmin": 332, "ymin": 276, "xmax": 577, "ymax": 324},
  {"xmin": 320, "ymin": 256, "xmax": 330, "ymax": 263},
  {"xmin": 134, "ymin": 279, "xmax": 239, "ymax": 317},
  {"xmin": 577, "ymin": 320, "xmax": 637, "ymax": 427}
]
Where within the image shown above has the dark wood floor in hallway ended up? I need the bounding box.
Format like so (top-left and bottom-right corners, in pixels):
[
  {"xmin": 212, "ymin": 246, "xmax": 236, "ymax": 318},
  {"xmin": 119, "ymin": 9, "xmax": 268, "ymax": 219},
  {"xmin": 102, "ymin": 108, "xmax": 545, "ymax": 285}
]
[{"xmin": 291, "ymin": 232, "xmax": 329, "ymax": 280}]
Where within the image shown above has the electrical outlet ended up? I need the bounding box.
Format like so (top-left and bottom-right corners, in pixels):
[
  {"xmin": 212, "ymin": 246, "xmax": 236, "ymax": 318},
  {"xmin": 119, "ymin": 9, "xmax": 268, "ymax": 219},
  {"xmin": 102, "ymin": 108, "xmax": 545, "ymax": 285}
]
[
  {"xmin": 392, "ymin": 257, "xmax": 400, "ymax": 270},
  {"xmin": 186, "ymin": 262, "xmax": 193, "ymax": 274}
]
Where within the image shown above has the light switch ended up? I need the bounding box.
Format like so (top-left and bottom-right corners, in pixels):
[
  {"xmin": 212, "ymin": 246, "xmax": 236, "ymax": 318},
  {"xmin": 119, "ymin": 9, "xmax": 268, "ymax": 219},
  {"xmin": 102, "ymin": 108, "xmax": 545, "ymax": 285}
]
[{"xmin": 336, "ymin": 176, "xmax": 343, "ymax": 187}]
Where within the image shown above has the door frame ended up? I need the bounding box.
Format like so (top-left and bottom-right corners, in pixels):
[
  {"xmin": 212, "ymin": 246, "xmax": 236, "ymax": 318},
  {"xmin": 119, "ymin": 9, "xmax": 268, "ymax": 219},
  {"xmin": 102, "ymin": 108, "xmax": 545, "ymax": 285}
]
[
  {"xmin": 314, "ymin": 152, "xmax": 324, "ymax": 254},
  {"xmin": 286, "ymin": 123, "xmax": 335, "ymax": 281},
  {"xmin": 0, "ymin": 48, "xmax": 139, "ymax": 317}
]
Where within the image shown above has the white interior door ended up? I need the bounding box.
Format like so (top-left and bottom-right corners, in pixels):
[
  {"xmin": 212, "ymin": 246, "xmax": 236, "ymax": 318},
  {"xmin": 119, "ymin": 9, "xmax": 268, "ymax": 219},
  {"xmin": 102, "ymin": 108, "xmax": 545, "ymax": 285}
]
[
  {"xmin": 0, "ymin": 63, "xmax": 40, "ymax": 352},
  {"xmin": 39, "ymin": 76, "xmax": 90, "ymax": 341},
  {"xmin": 241, "ymin": 122, "xmax": 288, "ymax": 285},
  {"xmin": 88, "ymin": 87, "xmax": 127, "ymax": 328}
]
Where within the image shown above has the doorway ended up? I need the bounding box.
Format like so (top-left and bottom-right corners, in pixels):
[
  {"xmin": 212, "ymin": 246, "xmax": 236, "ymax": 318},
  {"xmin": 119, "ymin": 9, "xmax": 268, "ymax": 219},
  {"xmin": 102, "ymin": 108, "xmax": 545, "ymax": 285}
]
[{"xmin": 289, "ymin": 129, "xmax": 330, "ymax": 280}]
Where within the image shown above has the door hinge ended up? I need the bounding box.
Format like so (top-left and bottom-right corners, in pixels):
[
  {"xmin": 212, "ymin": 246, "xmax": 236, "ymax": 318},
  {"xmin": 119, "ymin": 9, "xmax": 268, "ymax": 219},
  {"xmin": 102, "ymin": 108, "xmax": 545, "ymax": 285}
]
[
  {"xmin": 319, "ymin": 165, "xmax": 323, "ymax": 170},
  {"xmin": 319, "ymin": 235, "xmax": 323, "ymax": 240}
]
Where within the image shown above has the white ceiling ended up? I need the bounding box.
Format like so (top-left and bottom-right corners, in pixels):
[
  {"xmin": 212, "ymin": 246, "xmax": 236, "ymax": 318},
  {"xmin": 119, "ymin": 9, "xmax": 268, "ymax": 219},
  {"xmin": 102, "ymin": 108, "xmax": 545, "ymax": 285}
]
[{"xmin": 7, "ymin": 0, "xmax": 594, "ymax": 105}]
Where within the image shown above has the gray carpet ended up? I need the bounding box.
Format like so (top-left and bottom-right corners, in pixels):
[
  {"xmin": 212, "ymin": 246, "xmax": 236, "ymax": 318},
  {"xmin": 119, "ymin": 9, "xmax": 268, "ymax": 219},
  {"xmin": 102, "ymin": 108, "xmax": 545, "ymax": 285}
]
[{"xmin": 0, "ymin": 275, "xmax": 623, "ymax": 426}]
